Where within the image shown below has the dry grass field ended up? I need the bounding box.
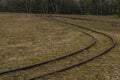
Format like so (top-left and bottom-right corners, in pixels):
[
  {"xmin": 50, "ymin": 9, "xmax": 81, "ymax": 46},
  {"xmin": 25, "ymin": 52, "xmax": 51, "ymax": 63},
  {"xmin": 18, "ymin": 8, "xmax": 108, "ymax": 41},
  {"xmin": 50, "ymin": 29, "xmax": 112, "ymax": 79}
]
[{"xmin": 0, "ymin": 13, "xmax": 119, "ymax": 80}]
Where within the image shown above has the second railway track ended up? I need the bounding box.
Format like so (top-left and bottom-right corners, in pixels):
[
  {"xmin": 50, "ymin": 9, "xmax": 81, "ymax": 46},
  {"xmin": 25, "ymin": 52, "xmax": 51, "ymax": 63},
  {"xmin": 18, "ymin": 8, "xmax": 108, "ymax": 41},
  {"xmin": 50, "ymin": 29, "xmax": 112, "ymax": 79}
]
[{"xmin": 27, "ymin": 16, "xmax": 116, "ymax": 80}]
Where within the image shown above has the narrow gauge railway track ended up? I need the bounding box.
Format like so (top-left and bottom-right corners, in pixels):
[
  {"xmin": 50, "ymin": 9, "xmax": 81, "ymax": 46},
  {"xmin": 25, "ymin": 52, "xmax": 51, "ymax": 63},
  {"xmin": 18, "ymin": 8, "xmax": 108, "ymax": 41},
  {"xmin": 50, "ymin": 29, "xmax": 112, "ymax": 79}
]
[
  {"xmin": 51, "ymin": 15, "xmax": 120, "ymax": 25},
  {"xmin": 27, "ymin": 16, "xmax": 116, "ymax": 80},
  {"xmin": 0, "ymin": 18, "xmax": 96, "ymax": 77}
]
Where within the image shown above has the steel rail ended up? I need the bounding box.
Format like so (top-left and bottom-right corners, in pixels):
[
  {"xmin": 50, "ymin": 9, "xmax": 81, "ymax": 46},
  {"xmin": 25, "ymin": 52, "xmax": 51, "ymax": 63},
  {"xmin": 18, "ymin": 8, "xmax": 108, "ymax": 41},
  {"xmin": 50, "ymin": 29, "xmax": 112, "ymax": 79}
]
[{"xmin": 27, "ymin": 16, "xmax": 116, "ymax": 80}]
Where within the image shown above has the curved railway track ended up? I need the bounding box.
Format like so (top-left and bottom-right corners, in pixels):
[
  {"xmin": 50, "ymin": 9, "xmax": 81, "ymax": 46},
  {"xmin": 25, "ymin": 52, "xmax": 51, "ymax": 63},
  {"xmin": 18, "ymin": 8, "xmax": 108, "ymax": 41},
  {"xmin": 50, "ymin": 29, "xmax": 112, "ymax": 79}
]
[
  {"xmin": 26, "ymin": 16, "xmax": 116, "ymax": 80},
  {"xmin": 0, "ymin": 15, "xmax": 116, "ymax": 80},
  {"xmin": 51, "ymin": 15, "xmax": 120, "ymax": 25},
  {"xmin": 0, "ymin": 18, "xmax": 96, "ymax": 76}
]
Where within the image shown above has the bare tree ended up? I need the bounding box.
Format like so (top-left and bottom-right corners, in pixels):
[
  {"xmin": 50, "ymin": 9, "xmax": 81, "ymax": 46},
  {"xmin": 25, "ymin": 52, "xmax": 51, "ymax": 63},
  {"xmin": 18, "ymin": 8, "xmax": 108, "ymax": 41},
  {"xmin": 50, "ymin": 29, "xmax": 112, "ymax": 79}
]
[
  {"xmin": 26, "ymin": 0, "xmax": 31, "ymax": 14},
  {"xmin": 100, "ymin": 0, "xmax": 104, "ymax": 15}
]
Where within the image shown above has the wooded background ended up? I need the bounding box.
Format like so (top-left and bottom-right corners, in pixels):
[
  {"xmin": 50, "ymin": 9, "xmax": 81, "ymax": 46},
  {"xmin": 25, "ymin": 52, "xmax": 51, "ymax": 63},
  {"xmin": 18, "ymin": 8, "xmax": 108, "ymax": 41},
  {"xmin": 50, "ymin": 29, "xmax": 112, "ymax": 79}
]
[{"xmin": 0, "ymin": 0, "xmax": 119, "ymax": 15}]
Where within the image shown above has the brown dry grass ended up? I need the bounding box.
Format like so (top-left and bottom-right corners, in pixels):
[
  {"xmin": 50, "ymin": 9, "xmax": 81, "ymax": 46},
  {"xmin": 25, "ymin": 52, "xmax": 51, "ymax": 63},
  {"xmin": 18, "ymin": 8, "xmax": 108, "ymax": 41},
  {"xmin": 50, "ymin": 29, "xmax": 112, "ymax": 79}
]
[
  {"xmin": 0, "ymin": 13, "xmax": 92, "ymax": 80},
  {"xmin": 0, "ymin": 13, "xmax": 119, "ymax": 80}
]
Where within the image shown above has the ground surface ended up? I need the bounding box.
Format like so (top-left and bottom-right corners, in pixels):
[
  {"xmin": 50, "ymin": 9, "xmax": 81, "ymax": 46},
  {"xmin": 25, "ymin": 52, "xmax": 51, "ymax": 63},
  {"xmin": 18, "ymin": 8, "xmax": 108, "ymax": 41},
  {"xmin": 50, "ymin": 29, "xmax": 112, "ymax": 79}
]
[{"xmin": 0, "ymin": 13, "xmax": 119, "ymax": 80}]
